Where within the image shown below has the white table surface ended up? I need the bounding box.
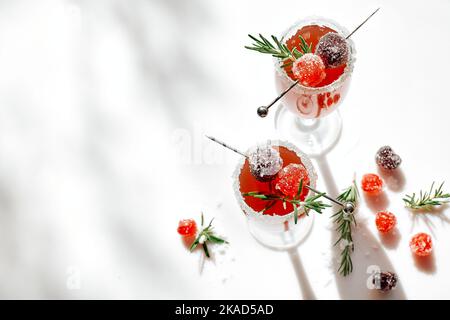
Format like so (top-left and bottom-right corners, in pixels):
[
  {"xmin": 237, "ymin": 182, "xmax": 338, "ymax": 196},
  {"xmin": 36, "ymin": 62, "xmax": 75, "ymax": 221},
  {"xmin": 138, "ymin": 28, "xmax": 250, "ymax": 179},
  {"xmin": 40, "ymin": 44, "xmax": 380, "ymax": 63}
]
[{"xmin": 0, "ymin": 0, "xmax": 449, "ymax": 299}]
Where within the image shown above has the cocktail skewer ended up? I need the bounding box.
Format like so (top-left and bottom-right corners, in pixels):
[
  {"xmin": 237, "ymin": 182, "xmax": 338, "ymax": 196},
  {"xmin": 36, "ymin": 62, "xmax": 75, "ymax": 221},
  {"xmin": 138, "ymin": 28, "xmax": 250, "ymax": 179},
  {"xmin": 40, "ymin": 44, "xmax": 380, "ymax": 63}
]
[
  {"xmin": 205, "ymin": 135, "xmax": 354, "ymax": 212},
  {"xmin": 305, "ymin": 185, "xmax": 343, "ymax": 206},
  {"xmin": 305, "ymin": 185, "xmax": 355, "ymax": 213},
  {"xmin": 205, "ymin": 135, "xmax": 247, "ymax": 157},
  {"xmin": 345, "ymin": 7, "xmax": 380, "ymax": 39},
  {"xmin": 257, "ymin": 80, "xmax": 299, "ymax": 118},
  {"xmin": 257, "ymin": 8, "xmax": 380, "ymax": 118}
]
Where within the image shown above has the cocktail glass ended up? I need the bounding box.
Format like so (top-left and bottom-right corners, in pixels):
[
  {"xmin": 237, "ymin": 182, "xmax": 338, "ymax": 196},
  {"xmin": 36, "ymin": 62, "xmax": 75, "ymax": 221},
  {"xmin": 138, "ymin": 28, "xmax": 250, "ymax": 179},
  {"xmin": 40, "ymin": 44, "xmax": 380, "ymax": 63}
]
[
  {"xmin": 233, "ymin": 140, "xmax": 318, "ymax": 250},
  {"xmin": 273, "ymin": 17, "xmax": 356, "ymax": 156}
]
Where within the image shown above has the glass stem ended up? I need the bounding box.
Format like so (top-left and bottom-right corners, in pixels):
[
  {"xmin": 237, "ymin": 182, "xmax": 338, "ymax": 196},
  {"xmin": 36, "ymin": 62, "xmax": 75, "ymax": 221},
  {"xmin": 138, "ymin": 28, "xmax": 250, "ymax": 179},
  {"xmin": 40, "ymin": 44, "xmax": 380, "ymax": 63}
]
[{"xmin": 295, "ymin": 116, "xmax": 320, "ymax": 132}]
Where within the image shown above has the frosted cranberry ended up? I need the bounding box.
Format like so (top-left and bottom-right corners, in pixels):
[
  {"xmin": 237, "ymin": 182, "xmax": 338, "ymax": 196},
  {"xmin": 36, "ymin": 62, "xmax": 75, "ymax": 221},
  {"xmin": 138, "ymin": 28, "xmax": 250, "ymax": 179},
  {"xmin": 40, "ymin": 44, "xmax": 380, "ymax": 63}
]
[
  {"xmin": 376, "ymin": 146, "xmax": 402, "ymax": 170},
  {"xmin": 410, "ymin": 233, "xmax": 433, "ymax": 257},
  {"xmin": 292, "ymin": 53, "xmax": 326, "ymax": 87},
  {"xmin": 248, "ymin": 145, "xmax": 283, "ymax": 182},
  {"xmin": 361, "ymin": 173, "xmax": 383, "ymax": 194},
  {"xmin": 315, "ymin": 32, "xmax": 349, "ymax": 68},
  {"xmin": 177, "ymin": 219, "xmax": 197, "ymax": 237},
  {"xmin": 274, "ymin": 163, "xmax": 310, "ymax": 199},
  {"xmin": 375, "ymin": 211, "xmax": 396, "ymax": 233}
]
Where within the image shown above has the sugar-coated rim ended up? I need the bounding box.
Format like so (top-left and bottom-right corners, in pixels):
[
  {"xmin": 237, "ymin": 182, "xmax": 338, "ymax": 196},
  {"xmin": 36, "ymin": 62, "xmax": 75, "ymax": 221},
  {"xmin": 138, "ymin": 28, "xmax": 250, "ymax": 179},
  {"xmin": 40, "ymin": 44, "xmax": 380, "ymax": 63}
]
[
  {"xmin": 232, "ymin": 140, "xmax": 318, "ymax": 224},
  {"xmin": 274, "ymin": 16, "xmax": 356, "ymax": 94}
]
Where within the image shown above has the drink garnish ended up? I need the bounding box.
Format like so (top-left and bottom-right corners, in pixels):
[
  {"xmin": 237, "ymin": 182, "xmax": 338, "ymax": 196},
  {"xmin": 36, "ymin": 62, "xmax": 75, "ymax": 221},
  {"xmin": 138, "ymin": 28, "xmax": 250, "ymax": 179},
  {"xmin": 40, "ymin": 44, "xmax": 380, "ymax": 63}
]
[
  {"xmin": 274, "ymin": 163, "xmax": 310, "ymax": 199},
  {"xmin": 315, "ymin": 33, "xmax": 349, "ymax": 68},
  {"xmin": 248, "ymin": 144, "xmax": 283, "ymax": 182},
  {"xmin": 243, "ymin": 178, "xmax": 330, "ymax": 224},
  {"xmin": 205, "ymin": 135, "xmax": 247, "ymax": 157},
  {"xmin": 292, "ymin": 53, "xmax": 327, "ymax": 87},
  {"xmin": 403, "ymin": 182, "xmax": 450, "ymax": 210},
  {"xmin": 331, "ymin": 181, "xmax": 359, "ymax": 276},
  {"xmin": 206, "ymin": 136, "xmax": 284, "ymax": 182},
  {"xmin": 189, "ymin": 213, "xmax": 228, "ymax": 258},
  {"xmin": 245, "ymin": 34, "xmax": 310, "ymax": 64},
  {"xmin": 251, "ymin": 8, "xmax": 380, "ymax": 117}
]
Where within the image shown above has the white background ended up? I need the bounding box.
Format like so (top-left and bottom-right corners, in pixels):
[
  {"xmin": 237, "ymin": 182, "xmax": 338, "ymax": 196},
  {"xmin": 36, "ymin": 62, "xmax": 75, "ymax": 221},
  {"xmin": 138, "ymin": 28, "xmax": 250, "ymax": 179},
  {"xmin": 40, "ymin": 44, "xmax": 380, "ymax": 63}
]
[{"xmin": 0, "ymin": 0, "xmax": 449, "ymax": 299}]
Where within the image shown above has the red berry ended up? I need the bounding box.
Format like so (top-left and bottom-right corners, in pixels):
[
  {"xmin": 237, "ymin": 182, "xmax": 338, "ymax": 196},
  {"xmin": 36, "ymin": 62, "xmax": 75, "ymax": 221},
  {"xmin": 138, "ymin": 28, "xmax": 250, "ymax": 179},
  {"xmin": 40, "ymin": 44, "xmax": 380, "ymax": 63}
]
[
  {"xmin": 274, "ymin": 163, "xmax": 310, "ymax": 199},
  {"xmin": 375, "ymin": 211, "xmax": 396, "ymax": 233},
  {"xmin": 361, "ymin": 173, "xmax": 384, "ymax": 194},
  {"xmin": 292, "ymin": 53, "xmax": 326, "ymax": 87},
  {"xmin": 177, "ymin": 219, "xmax": 197, "ymax": 237},
  {"xmin": 410, "ymin": 233, "xmax": 433, "ymax": 257},
  {"xmin": 315, "ymin": 32, "xmax": 349, "ymax": 68}
]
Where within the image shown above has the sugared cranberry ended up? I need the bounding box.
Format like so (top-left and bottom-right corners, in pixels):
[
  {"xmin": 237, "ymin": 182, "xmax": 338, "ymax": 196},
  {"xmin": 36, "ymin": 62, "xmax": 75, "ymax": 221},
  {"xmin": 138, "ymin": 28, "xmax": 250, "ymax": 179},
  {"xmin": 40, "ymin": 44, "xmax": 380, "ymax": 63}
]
[
  {"xmin": 315, "ymin": 32, "xmax": 349, "ymax": 68},
  {"xmin": 361, "ymin": 173, "xmax": 384, "ymax": 194},
  {"xmin": 375, "ymin": 146, "xmax": 402, "ymax": 170},
  {"xmin": 274, "ymin": 163, "xmax": 310, "ymax": 199},
  {"xmin": 375, "ymin": 211, "xmax": 396, "ymax": 233},
  {"xmin": 248, "ymin": 144, "xmax": 283, "ymax": 182},
  {"xmin": 373, "ymin": 271, "xmax": 398, "ymax": 292},
  {"xmin": 292, "ymin": 53, "xmax": 326, "ymax": 87},
  {"xmin": 177, "ymin": 219, "xmax": 197, "ymax": 237},
  {"xmin": 410, "ymin": 232, "xmax": 433, "ymax": 257}
]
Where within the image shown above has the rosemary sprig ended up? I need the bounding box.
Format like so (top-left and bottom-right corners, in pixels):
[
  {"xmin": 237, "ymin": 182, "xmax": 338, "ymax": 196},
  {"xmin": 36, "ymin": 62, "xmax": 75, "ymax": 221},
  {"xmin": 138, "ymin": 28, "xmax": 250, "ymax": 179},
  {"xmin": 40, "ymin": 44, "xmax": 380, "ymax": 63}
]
[
  {"xmin": 245, "ymin": 34, "xmax": 312, "ymax": 67},
  {"xmin": 403, "ymin": 182, "xmax": 450, "ymax": 210},
  {"xmin": 242, "ymin": 179, "xmax": 330, "ymax": 224},
  {"xmin": 331, "ymin": 181, "xmax": 359, "ymax": 276},
  {"xmin": 190, "ymin": 213, "xmax": 228, "ymax": 258}
]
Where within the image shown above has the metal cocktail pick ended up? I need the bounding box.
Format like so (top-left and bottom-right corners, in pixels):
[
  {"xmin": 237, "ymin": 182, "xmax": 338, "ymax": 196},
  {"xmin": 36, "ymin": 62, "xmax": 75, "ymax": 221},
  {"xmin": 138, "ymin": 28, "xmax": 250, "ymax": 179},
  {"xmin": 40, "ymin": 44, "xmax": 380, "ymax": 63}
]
[
  {"xmin": 205, "ymin": 135, "xmax": 248, "ymax": 157},
  {"xmin": 257, "ymin": 8, "xmax": 380, "ymax": 118},
  {"xmin": 205, "ymin": 135, "xmax": 354, "ymax": 212}
]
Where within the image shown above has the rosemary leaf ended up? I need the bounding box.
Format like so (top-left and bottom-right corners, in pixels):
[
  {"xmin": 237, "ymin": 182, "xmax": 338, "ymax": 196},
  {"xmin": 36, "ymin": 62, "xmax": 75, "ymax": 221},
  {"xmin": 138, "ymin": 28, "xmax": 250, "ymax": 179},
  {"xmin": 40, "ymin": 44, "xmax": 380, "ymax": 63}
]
[
  {"xmin": 333, "ymin": 181, "xmax": 358, "ymax": 276},
  {"xmin": 403, "ymin": 181, "xmax": 450, "ymax": 210}
]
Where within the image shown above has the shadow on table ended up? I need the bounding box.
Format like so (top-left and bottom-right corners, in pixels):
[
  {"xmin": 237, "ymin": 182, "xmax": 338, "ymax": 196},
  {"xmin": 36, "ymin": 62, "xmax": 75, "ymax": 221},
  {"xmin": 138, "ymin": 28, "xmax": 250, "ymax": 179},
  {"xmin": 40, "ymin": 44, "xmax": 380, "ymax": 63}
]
[
  {"xmin": 409, "ymin": 204, "xmax": 450, "ymax": 238},
  {"xmin": 379, "ymin": 227, "xmax": 401, "ymax": 250},
  {"xmin": 315, "ymin": 155, "xmax": 407, "ymax": 300},
  {"xmin": 363, "ymin": 191, "xmax": 390, "ymax": 212},
  {"xmin": 377, "ymin": 167, "xmax": 406, "ymax": 192},
  {"xmin": 286, "ymin": 248, "xmax": 316, "ymax": 300}
]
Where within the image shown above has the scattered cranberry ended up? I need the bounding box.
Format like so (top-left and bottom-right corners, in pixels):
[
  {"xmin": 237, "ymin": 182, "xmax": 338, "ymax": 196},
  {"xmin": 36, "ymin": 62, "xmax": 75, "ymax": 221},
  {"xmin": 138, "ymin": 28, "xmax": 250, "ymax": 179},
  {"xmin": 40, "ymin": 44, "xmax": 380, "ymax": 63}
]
[
  {"xmin": 177, "ymin": 219, "xmax": 197, "ymax": 237},
  {"xmin": 375, "ymin": 211, "xmax": 397, "ymax": 233},
  {"xmin": 410, "ymin": 232, "xmax": 433, "ymax": 257},
  {"xmin": 361, "ymin": 173, "xmax": 384, "ymax": 194},
  {"xmin": 375, "ymin": 146, "xmax": 402, "ymax": 170},
  {"xmin": 373, "ymin": 271, "xmax": 398, "ymax": 292},
  {"xmin": 292, "ymin": 53, "xmax": 326, "ymax": 87},
  {"xmin": 274, "ymin": 163, "xmax": 310, "ymax": 199}
]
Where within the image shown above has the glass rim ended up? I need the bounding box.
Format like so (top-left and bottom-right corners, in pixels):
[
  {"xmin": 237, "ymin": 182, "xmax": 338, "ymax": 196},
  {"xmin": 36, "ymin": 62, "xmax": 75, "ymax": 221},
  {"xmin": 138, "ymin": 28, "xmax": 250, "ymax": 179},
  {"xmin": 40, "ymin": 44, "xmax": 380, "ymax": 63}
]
[
  {"xmin": 273, "ymin": 15, "xmax": 356, "ymax": 94},
  {"xmin": 232, "ymin": 139, "xmax": 318, "ymax": 224}
]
